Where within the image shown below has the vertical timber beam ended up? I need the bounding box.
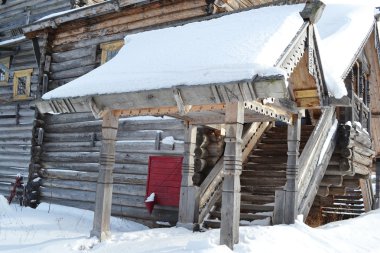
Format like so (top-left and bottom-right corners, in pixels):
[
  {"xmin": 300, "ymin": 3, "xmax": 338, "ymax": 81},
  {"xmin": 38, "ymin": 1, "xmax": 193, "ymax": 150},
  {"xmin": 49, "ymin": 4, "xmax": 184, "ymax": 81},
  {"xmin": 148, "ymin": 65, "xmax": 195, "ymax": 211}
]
[
  {"xmin": 284, "ymin": 113, "xmax": 301, "ymax": 224},
  {"xmin": 376, "ymin": 158, "xmax": 380, "ymax": 209},
  {"xmin": 177, "ymin": 122, "xmax": 197, "ymax": 228},
  {"xmin": 220, "ymin": 102, "xmax": 244, "ymax": 250},
  {"xmin": 91, "ymin": 111, "xmax": 119, "ymax": 241}
]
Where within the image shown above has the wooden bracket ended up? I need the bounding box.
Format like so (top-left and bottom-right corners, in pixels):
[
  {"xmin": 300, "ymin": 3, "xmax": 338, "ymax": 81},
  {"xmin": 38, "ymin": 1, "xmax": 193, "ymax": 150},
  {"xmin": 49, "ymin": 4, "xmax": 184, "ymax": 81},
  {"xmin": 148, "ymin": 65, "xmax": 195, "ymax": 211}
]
[
  {"xmin": 244, "ymin": 101, "xmax": 292, "ymax": 124},
  {"xmin": 89, "ymin": 97, "xmax": 106, "ymax": 119},
  {"xmin": 173, "ymin": 88, "xmax": 192, "ymax": 116}
]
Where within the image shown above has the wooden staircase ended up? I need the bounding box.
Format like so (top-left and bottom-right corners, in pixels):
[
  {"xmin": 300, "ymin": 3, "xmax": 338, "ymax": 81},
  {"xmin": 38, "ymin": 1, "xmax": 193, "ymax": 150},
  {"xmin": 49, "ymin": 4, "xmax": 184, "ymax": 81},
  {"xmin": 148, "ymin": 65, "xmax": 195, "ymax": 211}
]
[
  {"xmin": 203, "ymin": 124, "xmax": 314, "ymax": 228},
  {"xmin": 306, "ymin": 122, "xmax": 375, "ymax": 225},
  {"xmin": 321, "ymin": 188, "xmax": 365, "ymax": 218}
]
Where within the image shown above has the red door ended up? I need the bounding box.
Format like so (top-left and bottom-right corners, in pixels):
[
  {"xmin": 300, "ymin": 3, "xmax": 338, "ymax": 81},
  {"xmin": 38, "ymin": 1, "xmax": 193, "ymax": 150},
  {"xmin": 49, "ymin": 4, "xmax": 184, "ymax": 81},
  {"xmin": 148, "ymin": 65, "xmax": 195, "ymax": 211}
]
[{"xmin": 146, "ymin": 156, "xmax": 183, "ymax": 207}]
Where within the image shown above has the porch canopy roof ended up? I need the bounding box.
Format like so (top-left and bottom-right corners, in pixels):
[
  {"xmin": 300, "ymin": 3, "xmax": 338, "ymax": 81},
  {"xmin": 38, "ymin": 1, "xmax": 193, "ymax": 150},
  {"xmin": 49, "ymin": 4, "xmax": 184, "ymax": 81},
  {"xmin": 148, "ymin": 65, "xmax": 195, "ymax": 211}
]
[{"xmin": 37, "ymin": 4, "xmax": 309, "ymax": 124}]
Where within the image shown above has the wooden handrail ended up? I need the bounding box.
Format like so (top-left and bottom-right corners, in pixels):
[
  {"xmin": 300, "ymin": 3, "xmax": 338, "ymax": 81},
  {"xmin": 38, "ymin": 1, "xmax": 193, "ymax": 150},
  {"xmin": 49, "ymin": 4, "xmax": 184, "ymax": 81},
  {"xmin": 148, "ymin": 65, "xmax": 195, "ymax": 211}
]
[
  {"xmin": 297, "ymin": 107, "xmax": 337, "ymax": 215},
  {"xmin": 196, "ymin": 121, "xmax": 271, "ymax": 223}
]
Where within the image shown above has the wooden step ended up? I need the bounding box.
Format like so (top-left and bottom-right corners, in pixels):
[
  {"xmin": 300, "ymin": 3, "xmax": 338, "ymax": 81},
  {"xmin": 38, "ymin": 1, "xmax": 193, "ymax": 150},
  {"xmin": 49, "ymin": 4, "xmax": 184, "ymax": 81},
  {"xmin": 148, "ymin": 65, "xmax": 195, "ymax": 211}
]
[
  {"xmin": 240, "ymin": 193, "xmax": 274, "ymax": 204},
  {"xmin": 248, "ymin": 156, "xmax": 288, "ymax": 164},
  {"xmin": 321, "ymin": 207, "xmax": 364, "ymax": 214},
  {"xmin": 241, "ymin": 185, "xmax": 281, "ymax": 194},
  {"xmin": 241, "ymin": 177, "xmax": 286, "ymax": 186},
  {"xmin": 241, "ymin": 170, "xmax": 285, "ymax": 178},
  {"xmin": 333, "ymin": 199, "xmax": 363, "ymax": 205},
  {"xmin": 244, "ymin": 163, "xmax": 286, "ymax": 170}
]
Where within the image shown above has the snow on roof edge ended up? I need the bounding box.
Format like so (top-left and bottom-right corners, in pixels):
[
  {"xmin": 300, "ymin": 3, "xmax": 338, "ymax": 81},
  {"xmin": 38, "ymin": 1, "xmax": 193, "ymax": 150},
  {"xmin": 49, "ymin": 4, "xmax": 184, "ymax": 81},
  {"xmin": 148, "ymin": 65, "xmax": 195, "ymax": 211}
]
[{"xmin": 42, "ymin": 4, "xmax": 305, "ymax": 100}]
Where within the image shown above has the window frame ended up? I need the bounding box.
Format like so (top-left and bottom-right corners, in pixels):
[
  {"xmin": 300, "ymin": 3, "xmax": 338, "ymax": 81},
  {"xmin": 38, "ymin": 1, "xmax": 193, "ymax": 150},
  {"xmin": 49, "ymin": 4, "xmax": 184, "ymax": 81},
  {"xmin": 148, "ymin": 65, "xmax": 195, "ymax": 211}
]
[
  {"xmin": 100, "ymin": 40, "xmax": 124, "ymax": 65},
  {"xmin": 13, "ymin": 69, "xmax": 33, "ymax": 100},
  {"xmin": 0, "ymin": 57, "xmax": 10, "ymax": 85}
]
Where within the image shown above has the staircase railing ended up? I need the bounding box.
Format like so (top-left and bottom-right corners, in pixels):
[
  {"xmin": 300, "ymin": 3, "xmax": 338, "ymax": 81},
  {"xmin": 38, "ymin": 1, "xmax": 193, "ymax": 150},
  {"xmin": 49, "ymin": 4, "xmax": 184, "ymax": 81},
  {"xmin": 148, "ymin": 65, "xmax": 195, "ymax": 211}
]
[
  {"xmin": 195, "ymin": 121, "xmax": 271, "ymax": 224},
  {"xmin": 297, "ymin": 107, "xmax": 337, "ymax": 217},
  {"xmin": 273, "ymin": 107, "xmax": 337, "ymax": 224}
]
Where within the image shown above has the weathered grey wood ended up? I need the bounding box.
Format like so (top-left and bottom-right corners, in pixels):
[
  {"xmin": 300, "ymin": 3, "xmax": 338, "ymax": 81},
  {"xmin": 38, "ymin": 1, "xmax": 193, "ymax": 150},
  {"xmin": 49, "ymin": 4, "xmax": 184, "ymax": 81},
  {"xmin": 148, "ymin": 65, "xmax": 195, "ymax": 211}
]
[
  {"xmin": 284, "ymin": 113, "xmax": 301, "ymax": 224},
  {"xmin": 220, "ymin": 102, "xmax": 244, "ymax": 250},
  {"xmin": 91, "ymin": 111, "xmax": 119, "ymax": 241},
  {"xmin": 298, "ymin": 125, "xmax": 337, "ymax": 217},
  {"xmin": 177, "ymin": 122, "xmax": 197, "ymax": 228},
  {"xmin": 359, "ymin": 178, "xmax": 373, "ymax": 212},
  {"xmin": 273, "ymin": 189, "xmax": 285, "ymax": 224},
  {"xmin": 375, "ymin": 160, "xmax": 380, "ymax": 209}
]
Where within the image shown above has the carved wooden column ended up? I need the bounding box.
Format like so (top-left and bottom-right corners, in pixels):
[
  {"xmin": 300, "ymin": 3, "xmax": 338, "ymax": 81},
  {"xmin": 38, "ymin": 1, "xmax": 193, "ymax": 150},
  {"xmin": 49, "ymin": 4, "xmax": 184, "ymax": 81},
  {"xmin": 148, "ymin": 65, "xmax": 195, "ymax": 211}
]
[
  {"xmin": 178, "ymin": 121, "xmax": 197, "ymax": 228},
  {"xmin": 284, "ymin": 113, "xmax": 301, "ymax": 224},
  {"xmin": 91, "ymin": 111, "xmax": 119, "ymax": 241},
  {"xmin": 220, "ymin": 102, "xmax": 244, "ymax": 250}
]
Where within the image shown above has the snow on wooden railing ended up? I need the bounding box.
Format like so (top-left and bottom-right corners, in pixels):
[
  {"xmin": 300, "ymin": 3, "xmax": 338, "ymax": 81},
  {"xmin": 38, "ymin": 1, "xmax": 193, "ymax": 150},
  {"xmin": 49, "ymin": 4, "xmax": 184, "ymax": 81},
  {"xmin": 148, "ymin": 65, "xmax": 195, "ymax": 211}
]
[
  {"xmin": 196, "ymin": 121, "xmax": 271, "ymax": 224},
  {"xmin": 297, "ymin": 107, "xmax": 337, "ymax": 217}
]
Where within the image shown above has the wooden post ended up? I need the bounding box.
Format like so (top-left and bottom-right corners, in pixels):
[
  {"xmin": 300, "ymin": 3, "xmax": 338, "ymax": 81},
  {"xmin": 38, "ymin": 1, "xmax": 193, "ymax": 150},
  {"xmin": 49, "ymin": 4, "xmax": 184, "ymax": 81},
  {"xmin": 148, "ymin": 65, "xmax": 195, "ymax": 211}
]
[
  {"xmin": 177, "ymin": 122, "xmax": 198, "ymax": 228},
  {"xmin": 91, "ymin": 111, "xmax": 119, "ymax": 241},
  {"xmin": 376, "ymin": 159, "xmax": 380, "ymax": 209},
  {"xmin": 284, "ymin": 113, "xmax": 301, "ymax": 224},
  {"xmin": 220, "ymin": 102, "xmax": 244, "ymax": 250}
]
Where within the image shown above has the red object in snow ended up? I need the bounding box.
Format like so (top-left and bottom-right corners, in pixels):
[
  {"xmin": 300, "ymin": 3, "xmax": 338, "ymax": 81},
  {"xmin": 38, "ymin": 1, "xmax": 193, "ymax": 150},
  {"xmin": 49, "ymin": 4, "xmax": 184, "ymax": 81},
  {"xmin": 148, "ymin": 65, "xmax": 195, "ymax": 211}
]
[
  {"xmin": 7, "ymin": 175, "xmax": 23, "ymax": 204},
  {"xmin": 145, "ymin": 200, "xmax": 155, "ymax": 214},
  {"xmin": 146, "ymin": 156, "xmax": 183, "ymax": 208}
]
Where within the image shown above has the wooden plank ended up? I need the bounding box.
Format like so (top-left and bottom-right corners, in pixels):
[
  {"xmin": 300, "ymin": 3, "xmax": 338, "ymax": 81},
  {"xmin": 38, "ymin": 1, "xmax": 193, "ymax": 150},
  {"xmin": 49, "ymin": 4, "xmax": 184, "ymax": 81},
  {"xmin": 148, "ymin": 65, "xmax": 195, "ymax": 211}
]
[{"xmin": 294, "ymin": 89, "xmax": 318, "ymax": 98}]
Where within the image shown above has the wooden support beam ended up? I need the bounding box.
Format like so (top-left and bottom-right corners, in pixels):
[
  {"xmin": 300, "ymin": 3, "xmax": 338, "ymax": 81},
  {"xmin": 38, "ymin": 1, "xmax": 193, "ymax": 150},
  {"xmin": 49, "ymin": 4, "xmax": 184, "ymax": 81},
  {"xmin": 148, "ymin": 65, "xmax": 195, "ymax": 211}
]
[
  {"xmin": 220, "ymin": 102, "xmax": 244, "ymax": 250},
  {"xmin": 90, "ymin": 111, "xmax": 119, "ymax": 241},
  {"xmin": 376, "ymin": 159, "xmax": 380, "ymax": 209},
  {"xmin": 284, "ymin": 113, "xmax": 301, "ymax": 224},
  {"xmin": 177, "ymin": 122, "xmax": 198, "ymax": 228}
]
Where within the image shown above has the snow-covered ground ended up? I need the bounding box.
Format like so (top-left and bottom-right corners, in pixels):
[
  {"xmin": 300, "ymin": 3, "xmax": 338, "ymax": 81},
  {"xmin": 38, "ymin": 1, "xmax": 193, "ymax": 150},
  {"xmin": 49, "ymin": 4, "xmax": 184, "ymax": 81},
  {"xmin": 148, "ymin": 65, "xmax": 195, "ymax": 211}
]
[{"xmin": 1, "ymin": 195, "xmax": 380, "ymax": 253}]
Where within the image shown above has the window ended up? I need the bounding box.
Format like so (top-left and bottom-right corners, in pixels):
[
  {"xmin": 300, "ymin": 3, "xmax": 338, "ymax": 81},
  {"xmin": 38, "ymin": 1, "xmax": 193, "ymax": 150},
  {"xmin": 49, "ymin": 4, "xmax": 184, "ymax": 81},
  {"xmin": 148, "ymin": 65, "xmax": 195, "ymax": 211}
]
[
  {"xmin": 100, "ymin": 40, "xmax": 124, "ymax": 64},
  {"xmin": 0, "ymin": 57, "xmax": 10, "ymax": 85},
  {"xmin": 13, "ymin": 69, "xmax": 33, "ymax": 100}
]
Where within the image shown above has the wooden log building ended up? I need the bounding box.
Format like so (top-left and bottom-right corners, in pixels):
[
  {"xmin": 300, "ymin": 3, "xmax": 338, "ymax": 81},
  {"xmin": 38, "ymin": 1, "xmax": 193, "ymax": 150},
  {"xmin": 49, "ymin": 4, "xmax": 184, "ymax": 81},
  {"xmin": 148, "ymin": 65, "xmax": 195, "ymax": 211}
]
[
  {"xmin": 0, "ymin": 0, "xmax": 379, "ymax": 250},
  {"xmin": 0, "ymin": 0, "xmax": 106, "ymax": 206}
]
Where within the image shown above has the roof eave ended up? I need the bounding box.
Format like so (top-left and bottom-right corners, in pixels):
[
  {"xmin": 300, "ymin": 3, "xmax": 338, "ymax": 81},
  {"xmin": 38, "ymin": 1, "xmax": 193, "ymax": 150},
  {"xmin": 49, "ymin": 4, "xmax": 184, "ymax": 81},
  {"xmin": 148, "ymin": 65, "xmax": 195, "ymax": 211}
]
[{"xmin": 36, "ymin": 76, "xmax": 292, "ymax": 117}]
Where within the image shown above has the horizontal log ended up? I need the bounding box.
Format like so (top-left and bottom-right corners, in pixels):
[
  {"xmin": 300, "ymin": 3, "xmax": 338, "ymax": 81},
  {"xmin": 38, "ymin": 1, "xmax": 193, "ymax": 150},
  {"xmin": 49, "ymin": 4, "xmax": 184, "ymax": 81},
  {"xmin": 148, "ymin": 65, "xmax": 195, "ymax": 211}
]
[
  {"xmin": 42, "ymin": 112, "xmax": 95, "ymax": 124},
  {"xmin": 0, "ymin": 159, "xmax": 30, "ymax": 168},
  {"xmin": 194, "ymin": 158, "xmax": 207, "ymax": 172},
  {"xmin": 352, "ymin": 162, "xmax": 372, "ymax": 175},
  {"xmin": 45, "ymin": 169, "xmax": 146, "ymax": 184},
  {"xmin": 352, "ymin": 152, "xmax": 373, "ymax": 167},
  {"xmin": 41, "ymin": 179, "xmax": 146, "ymax": 196},
  {"xmin": 40, "ymin": 187, "xmax": 146, "ymax": 208},
  {"xmin": 45, "ymin": 119, "xmax": 183, "ymax": 133},
  {"xmin": 39, "ymin": 196, "xmax": 177, "ymax": 226},
  {"xmin": 41, "ymin": 162, "xmax": 148, "ymax": 175}
]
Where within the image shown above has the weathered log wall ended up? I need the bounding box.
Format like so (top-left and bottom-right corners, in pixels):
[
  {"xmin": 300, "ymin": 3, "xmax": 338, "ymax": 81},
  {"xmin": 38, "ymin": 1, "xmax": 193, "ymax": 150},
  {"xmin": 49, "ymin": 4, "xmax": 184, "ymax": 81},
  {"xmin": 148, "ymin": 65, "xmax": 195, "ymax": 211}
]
[
  {"xmin": 0, "ymin": 0, "xmax": 72, "ymax": 41},
  {"xmin": 0, "ymin": 102, "xmax": 36, "ymax": 197},
  {"xmin": 38, "ymin": 112, "xmax": 185, "ymax": 226},
  {"xmin": 0, "ymin": 0, "xmax": 103, "ymax": 200},
  {"xmin": 45, "ymin": 0, "xmax": 208, "ymax": 91}
]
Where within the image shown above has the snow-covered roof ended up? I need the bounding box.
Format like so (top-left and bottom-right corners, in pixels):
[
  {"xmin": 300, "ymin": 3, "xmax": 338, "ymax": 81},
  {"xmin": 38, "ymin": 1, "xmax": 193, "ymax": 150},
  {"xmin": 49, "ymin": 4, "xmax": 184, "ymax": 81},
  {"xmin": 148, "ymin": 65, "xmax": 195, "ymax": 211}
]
[
  {"xmin": 316, "ymin": 0, "xmax": 377, "ymax": 98},
  {"xmin": 42, "ymin": 4, "xmax": 305, "ymax": 100}
]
